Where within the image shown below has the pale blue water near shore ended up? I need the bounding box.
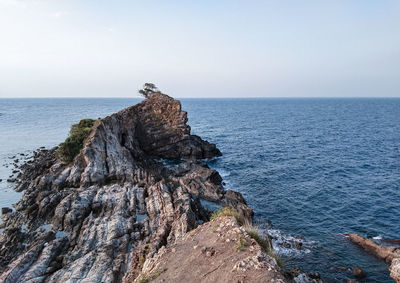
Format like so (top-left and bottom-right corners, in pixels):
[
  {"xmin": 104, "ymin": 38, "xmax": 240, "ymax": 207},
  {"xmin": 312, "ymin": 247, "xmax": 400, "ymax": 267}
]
[{"xmin": 0, "ymin": 98, "xmax": 399, "ymax": 282}]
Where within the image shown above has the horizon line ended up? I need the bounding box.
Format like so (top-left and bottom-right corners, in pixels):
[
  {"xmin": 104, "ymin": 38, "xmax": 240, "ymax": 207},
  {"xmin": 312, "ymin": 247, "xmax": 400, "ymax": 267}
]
[{"xmin": 1, "ymin": 96, "xmax": 400, "ymax": 99}]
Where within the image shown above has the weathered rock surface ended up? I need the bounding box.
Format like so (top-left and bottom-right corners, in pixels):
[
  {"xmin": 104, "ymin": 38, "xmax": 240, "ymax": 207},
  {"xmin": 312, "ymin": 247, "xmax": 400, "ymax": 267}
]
[
  {"xmin": 0, "ymin": 93, "xmax": 252, "ymax": 283},
  {"xmin": 134, "ymin": 216, "xmax": 286, "ymax": 283},
  {"xmin": 390, "ymin": 258, "xmax": 400, "ymax": 283},
  {"xmin": 345, "ymin": 233, "xmax": 400, "ymax": 283}
]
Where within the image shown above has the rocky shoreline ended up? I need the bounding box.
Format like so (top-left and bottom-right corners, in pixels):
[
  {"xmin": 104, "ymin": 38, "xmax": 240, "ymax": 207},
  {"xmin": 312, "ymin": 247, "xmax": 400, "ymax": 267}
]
[
  {"xmin": 345, "ymin": 233, "xmax": 400, "ymax": 283},
  {"xmin": 0, "ymin": 93, "xmax": 303, "ymax": 283},
  {"xmin": 1, "ymin": 93, "xmax": 399, "ymax": 282}
]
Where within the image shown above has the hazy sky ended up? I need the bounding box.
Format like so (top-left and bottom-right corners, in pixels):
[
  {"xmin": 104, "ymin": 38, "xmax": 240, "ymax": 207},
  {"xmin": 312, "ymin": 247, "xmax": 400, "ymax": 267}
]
[{"xmin": 1, "ymin": 0, "xmax": 400, "ymax": 98}]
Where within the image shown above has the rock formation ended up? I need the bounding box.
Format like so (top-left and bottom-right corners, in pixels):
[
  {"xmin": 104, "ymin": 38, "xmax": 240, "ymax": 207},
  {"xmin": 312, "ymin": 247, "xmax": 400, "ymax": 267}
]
[
  {"xmin": 390, "ymin": 258, "xmax": 400, "ymax": 283},
  {"xmin": 345, "ymin": 233, "xmax": 400, "ymax": 283},
  {"xmin": 0, "ymin": 93, "xmax": 254, "ymax": 283}
]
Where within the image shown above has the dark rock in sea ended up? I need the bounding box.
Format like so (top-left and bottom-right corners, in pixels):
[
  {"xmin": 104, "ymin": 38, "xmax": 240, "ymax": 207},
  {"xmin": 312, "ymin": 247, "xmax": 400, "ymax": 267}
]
[
  {"xmin": 12, "ymin": 170, "xmax": 19, "ymax": 174},
  {"xmin": 336, "ymin": 266, "xmax": 349, "ymax": 272},
  {"xmin": 6, "ymin": 178, "xmax": 16, "ymax": 183},
  {"xmin": 1, "ymin": 207, "xmax": 12, "ymax": 215},
  {"xmin": 353, "ymin": 266, "xmax": 366, "ymax": 279},
  {"xmin": 13, "ymin": 159, "xmax": 19, "ymax": 163},
  {"xmin": 0, "ymin": 179, "xmax": 2, "ymax": 182},
  {"xmin": 345, "ymin": 233, "xmax": 400, "ymax": 282},
  {"xmin": 289, "ymin": 267, "xmax": 323, "ymax": 283},
  {"xmin": 294, "ymin": 241, "xmax": 303, "ymax": 250},
  {"xmin": 0, "ymin": 93, "xmax": 252, "ymax": 283}
]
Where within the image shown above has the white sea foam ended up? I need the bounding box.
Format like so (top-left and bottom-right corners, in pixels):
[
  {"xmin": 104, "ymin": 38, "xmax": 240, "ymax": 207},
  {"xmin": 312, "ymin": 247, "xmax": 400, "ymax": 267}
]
[{"xmin": 263, "ymin": 228, "xmax": 315, "ymax": 257}]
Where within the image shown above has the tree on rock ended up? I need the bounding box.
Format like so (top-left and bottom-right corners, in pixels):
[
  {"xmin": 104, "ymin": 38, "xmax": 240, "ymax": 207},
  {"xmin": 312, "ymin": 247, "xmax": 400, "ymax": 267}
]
[{"xmin": 138, "ymin": 83, "xmax": 160, "ymax": 98}]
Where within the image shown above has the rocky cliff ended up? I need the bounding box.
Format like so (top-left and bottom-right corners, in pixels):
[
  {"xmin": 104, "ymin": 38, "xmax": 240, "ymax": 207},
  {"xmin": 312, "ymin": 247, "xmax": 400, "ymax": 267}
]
[{"xmin": 0, "ymin": 93, "xmax": 258, "ymax": 283}]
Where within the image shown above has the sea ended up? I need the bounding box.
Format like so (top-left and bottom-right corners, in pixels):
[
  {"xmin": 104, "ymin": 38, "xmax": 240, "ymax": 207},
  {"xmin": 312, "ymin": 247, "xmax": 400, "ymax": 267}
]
[{"xmin": 0, "ymin": 98, "xmax": 399, "ymax": 282}]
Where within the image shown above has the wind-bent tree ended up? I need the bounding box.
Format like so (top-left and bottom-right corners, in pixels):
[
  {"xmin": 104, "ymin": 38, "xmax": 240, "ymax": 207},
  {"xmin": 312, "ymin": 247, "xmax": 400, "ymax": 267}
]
[{"xmin": 138, "ymin": 83, "xmax": 159, "ymax": 98}]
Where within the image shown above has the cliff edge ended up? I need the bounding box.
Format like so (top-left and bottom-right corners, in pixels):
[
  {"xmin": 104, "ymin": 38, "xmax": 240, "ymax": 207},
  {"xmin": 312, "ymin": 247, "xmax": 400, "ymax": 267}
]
[{"xmin": 0, "ymin": 93, "xmax": 258, "ymax": 283}]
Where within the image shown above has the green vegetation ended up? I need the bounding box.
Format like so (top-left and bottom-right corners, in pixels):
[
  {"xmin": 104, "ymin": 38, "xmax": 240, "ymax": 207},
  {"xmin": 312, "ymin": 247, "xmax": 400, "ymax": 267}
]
[
  {"xmin": 56, "ymin": 118, "xmax": 96, "ymax": 164},
  {"xmin": 235, "ymin": 235, "xmax": 249, "ymax": 252},
  {"xmin": 245, "ymin": 226, "xmax": 284, "ymax": 269},
  {"xmin": 138, "ymin": 83, "xmax": 161, "ymax": 98},
  {"xmin": 210, "ymin": 207, "xmax": 244, "ymax": 226},
  {"xmin": 137, "ymin": 268, "xmax": 167, "ymax": 283}
]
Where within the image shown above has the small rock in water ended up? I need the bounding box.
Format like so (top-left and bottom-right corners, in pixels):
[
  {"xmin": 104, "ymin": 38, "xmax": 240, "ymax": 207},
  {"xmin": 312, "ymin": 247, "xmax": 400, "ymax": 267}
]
[
  {"xmin": 294, "ymin": 241, "xmax": 303, "ymax": 250},
  {"xmin": 7, "ymin": 178, "xmax": 16, "ymax": 183},
  {"xmin": 0, "ymin": 179, "xmax": 2, "ymax": 182},
  {"xmin": 1, "ymin": 207, "xmax": 12, "ymax": 215},
  {"xmin": 353, "ymin": 266, "xmax": 366, "ymax": 279}
]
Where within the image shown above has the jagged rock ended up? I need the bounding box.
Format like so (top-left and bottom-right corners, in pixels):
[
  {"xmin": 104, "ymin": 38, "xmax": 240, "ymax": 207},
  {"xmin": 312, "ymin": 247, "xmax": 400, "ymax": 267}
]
[
  {"xmin": 1, "ymin": 207, "xmax": 12, "ymax": 215},
  {"xmin": 289, "ymin": 267, "xmax": 323, "ymax": 283},
  {"xmin": 0, "ymin": 93, "xmax": 251, "ymax": 283}
]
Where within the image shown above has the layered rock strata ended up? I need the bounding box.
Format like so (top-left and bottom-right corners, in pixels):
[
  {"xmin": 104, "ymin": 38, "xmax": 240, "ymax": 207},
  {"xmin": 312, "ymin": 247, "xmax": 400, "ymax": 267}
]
[{"xmin": 0, "ymin": 93, "xmax": 253, "ymax": 283}]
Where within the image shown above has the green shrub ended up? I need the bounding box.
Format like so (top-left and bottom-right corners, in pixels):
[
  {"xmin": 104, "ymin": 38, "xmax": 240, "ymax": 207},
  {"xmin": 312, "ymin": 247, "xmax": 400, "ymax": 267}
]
[
  {"xmin": 245, "ymin": 226, "xmax": 284, "ymax": 269},
  {"xmin": 235, "ymin": 235, "xmax": 249, "ymax": 252},
  {"xmin": 137, "ymin": 268, "xmax": 167, "ymax": 283},
  {"xmin": 56, "ymin": 118, "xmax": 96, "ymax": 164},
  {"xmin": 210, "ymin": 207, "xmax": 244, "ymax": 226}
]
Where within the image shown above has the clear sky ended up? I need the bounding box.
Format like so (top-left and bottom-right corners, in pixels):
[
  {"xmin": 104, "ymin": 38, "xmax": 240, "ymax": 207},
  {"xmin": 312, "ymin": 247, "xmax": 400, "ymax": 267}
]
[{"xmin": 1, "ymin": 0, "xmax": 400, "ymax": 98}]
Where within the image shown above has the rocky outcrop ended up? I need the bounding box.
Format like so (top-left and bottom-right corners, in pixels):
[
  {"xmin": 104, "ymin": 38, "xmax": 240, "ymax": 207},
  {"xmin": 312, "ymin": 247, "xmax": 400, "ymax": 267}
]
[
  {"xmin": 0, "ymin": 93, "xmax": 252, "ymax": 283},
  {"xmin": 134, "ymin": 216, "xmax": 286, "ymax": 283},
  {"xmin": 345, "ymin": 233, "xmax": 400, "ymax": 283},
  {"xmin": 390, "ymin": 258, "xmax": 400, "ymax": 283}
]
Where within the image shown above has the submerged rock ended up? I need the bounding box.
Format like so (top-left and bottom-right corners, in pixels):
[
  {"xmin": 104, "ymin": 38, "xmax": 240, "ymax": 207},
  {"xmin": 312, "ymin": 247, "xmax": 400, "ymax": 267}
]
[
  {"xmin": 0, "ymin": 93, "xmax": 252, "ymax": 283},
  {"xmin": 353, "ymin": 266, "xmax": 366, "ymax": 279},
  {"xmin": 289, "ymin": 267, "xmax": 323, "ymax": 283},
  {"xmin": 345, "ymin": 233, "xmax": 400, "ymax": 283}
]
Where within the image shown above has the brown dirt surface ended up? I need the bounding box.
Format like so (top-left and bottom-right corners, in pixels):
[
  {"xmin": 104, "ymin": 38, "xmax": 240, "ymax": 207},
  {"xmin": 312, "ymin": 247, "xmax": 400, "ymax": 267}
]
[{"xmin": 135, "ymin": 216, "xmax": 286, "ymax": 283}]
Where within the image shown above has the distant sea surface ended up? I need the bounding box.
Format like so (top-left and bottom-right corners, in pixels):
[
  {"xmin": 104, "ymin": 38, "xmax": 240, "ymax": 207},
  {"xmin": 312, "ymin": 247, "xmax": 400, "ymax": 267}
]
[{"xmin": 1, "ymin": 98, "xmax": 399, "ymax": 282}]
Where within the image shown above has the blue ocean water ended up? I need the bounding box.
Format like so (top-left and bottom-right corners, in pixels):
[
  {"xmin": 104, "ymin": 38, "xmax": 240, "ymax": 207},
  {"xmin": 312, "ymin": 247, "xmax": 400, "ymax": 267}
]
[{"xmin": 0, "ymin": 98, "xmax": 399, "ymax": 282}]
